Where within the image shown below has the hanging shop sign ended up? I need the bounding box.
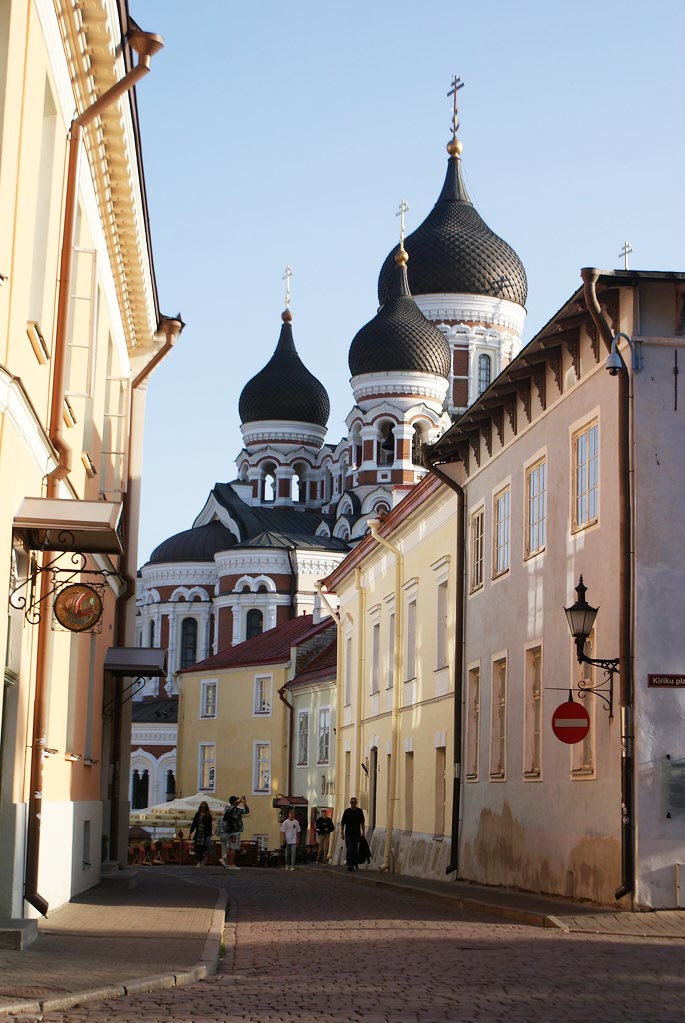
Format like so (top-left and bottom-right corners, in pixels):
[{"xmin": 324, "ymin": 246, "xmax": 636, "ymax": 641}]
[
  {"xmin": 551, "ymin": 699, "xmax": 590, "ymax": 745},
  {"xmin": 54, "ymin": 583, "xmax": 103, "ymax": 632}
]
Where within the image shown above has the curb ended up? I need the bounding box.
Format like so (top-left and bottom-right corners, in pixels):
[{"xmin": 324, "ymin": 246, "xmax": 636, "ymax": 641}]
[
  {"xmin": 0, "ymin": 885, "xmax": 228, "ymax": 1017},
  {"xmin": 326, "ymin": 869, "xmax": 565, "ymax": 931}
]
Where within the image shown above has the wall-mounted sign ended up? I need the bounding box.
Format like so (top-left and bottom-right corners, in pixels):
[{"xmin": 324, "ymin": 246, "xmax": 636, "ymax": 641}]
[
  {"xmin": 551, "ymin": 699, "xmax": 590, "ymax": 745},
  {"xmin": 648, "ymin": 674, "xmax": 685, "ymax": 688},
  {"xmin": 54, "ymin": 583, "xmax": 103, "ymax": 632}
]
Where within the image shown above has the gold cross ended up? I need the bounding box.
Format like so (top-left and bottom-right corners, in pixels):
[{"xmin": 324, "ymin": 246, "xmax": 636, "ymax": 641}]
[
  {"xmin": 618, "ymin": 242, "xmax": 634, "ymax": 271},
  {"xmin": 282, "ymin": 264, "xmax": 294, "ymax": 309},
  {"xmin": 447, "ymin": 74, "xmax": 464, "ymax": 140},
  {"xmin": 396, "ymin": 199, "xmax": 410, "ymax": 247}
]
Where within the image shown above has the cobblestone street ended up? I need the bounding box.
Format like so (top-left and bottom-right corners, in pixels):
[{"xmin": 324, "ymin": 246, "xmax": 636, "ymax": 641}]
[{"xmin": 12, "ymin": 866, "xmax": 684, "ymax": 1023}]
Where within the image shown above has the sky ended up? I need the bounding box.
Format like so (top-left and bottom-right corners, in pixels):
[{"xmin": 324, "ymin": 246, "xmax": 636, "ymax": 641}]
[{"xmin": 132, "ymin": 0, "xmax": 684, "ymax": 564}]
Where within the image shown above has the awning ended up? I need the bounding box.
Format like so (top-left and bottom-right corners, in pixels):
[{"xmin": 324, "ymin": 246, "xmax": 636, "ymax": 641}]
[
  {"xmin": 104, "ymin": 647, "xmax": 167, "ymax": 677},
  {"xmin": 272, "ymin": 796, "xmax": 308, "ymax": 808},
  {"xmin": 13, "ymin": 498, "xmax": 123, "ymax": 554}
]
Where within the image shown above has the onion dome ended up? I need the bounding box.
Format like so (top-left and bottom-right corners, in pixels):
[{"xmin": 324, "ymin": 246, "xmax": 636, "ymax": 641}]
[
  {"xmin": 239, "ymin": 311, "xmax": 330, "ymax": 427},
  {"xmin": 149, "ymin": 520, "xmax": 236, "ymax": 564},
  {"xmin": 377, "ymin": 150, "xmax": 527, "ymax": 308},
  {"xmin": 349, "ymin": 249, "xmax": 451, "ymax": 378}
]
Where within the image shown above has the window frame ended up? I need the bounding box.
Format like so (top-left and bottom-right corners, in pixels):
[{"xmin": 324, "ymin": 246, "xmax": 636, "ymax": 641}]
[
  {"xmin": 296, "ymin": 710, "xmax": 309, "ymax": 766},
  {"xmin": 525, "ymin": 457, "xmax": 547, "ymax": 559},
  {"xmin": 198, "ymin": 742, "xmax": 216, "ymax": 792},
  {"xmin": 572, "ymin": 419, "xmax": 599, "ymax": 532},
  {"xmin": 317, "ymin": 707, "xmax": 331, "ymax": 764},
  {"xmin": 199, "ymin": 679, "xmax": 218, "ymax": 719},
  {"xmin": 489, "ymin": 656, "xmax": 507, "ymax": 780},
  {"xmin": 253, "ymin": 674, "xmax": 273, "ymax": 716},
  {"xmin": 466, "ymin": 665, "xmax": 480, "ymax": 781},
  {"xmin": 524, "ymin": 645, "xmax": 543, "ymax": 779},
  {"xmin": 253, "ymin": 741, "xmax": 271, "ymax": 794},
  {"xmin": 492, "ymin": 486, "xmax": 511, "ymax": 579},
  {"xmin": 470, "ymin": 506, "xmax": 484, "ymax": 593}
]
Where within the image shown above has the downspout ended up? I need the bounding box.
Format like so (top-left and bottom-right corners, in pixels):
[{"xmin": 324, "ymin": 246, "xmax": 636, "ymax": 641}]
[
  {"xmin": 278, "ymin": 683, "xmax": 294, "ymax": 798},
  {"xmin": 354, "ymin": 569, "xmax": 365, "ymax": 808},
  {"xmin": 286, "ymin": 546, "xmax": 298, "ymax": 619},
  {"xmin": 109, "ymin": 314, "xmax": 183, "ymax": 865},
  {"xmin": 423, "ymin": 449, "xmax": 465, "ymax": 875},
  {"xmin": 314, "ymin": 581, "xmax": 342, "ymax": 853},
  {"xmin": 581, "ymin": 267, "xmax": 634, "ymax": 902},
  {"xmin": 368, "ymin": 520, "xmax": 402, "ymax": 872},
  {"xmin": 25, "ymin": 27, "xmax": 164, "ymax": 916}
]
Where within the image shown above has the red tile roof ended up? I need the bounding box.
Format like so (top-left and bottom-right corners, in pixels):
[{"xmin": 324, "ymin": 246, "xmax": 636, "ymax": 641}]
[{"xmin": 181, "ymin": 614, "xmax": 330, "ymax": 674}]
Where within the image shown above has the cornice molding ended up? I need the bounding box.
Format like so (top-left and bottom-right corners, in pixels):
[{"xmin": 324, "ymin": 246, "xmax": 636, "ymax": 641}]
[{"xmin": 415, "ymin": 293, "xmax": 526, "ymax": 334}]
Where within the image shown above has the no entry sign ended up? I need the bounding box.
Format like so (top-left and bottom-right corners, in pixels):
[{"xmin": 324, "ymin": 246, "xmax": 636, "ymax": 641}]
[{"xmin": 551, "ymin": 700, "xmax": 590, "ymax": 744}]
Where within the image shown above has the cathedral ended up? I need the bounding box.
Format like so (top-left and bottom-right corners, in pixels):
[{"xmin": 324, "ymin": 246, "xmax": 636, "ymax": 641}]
[{"xmin": 131, "ymin": 85, "xmax": 528, "ymax": 808}]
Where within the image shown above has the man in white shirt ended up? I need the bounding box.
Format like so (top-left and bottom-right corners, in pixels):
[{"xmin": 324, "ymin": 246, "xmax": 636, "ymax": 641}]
[{"xmin": 280, "ymin": 809, "xmax": 301, "ymax": 871}]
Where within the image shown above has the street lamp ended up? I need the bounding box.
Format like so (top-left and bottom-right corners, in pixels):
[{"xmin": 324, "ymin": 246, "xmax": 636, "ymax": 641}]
[{"xmin": 563, "ymin": 575, "xmax": 617, "ymax": 717}]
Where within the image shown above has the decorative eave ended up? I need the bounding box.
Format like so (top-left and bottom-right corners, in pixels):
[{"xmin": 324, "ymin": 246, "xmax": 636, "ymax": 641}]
[
  {"xmin": 54, "ymin": 0, "xmax": 159, "ymax": 350},
  {"xmin": 426, "ymin": 275, "xmax": 640, "ymax": 471}
]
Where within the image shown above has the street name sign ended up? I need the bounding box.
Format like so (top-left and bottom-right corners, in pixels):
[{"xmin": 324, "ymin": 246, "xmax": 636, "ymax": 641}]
[
  {"xmin": 648, "ymin": 674, "xmax": 685, "ymax": 688},
  {"xmin": 551, "ymin": 700, "xmax": 590, "ymax": 744}
]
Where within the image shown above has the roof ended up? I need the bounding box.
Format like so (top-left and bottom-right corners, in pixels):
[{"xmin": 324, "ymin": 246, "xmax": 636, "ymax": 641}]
[
  {"xmin": 349, "ymin": 254, "xmax": 451, "ymax": 379},
  {"xmin": 148, "ymin": 520, "xmax": 236, "ymax": 565},
  {"xmin": 210, "ymin": 483, "xmax": 339, "ymax": 543},
  {"xmin": 181, "ymin": 613, "xmax": 330, "ymax": 674},
  {"xmin": 378, "ymin": 155, "xmax": 527, "ymax": 308},
  {"xmin": 287, "ymin": 636, "xmax": 337, "ymax": 689},
  {"xmin": 234, "ymin": 530, "xmax": 350, "ymax": 552},
  {"xmin": 132, "ymin": 698, "xmax": 179, "ymax": 724},
  {"xmin": 239, "ymin": 315, "xmax": 330, "ymax": 428}
]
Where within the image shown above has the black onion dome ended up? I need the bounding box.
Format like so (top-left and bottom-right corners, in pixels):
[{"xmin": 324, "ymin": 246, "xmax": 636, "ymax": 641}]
[
  {"xmin": 149, "ymin": 520, "xmax": 236, "ymax": 564},
  {"xmin": 239, "ymin": 316, "xmax": 330, "ymax": 427},
  {"xmin": 378, "ymin": 156, "xmax": 527, "ymax": 307},
  {"xmin": 349, "ymin": 256, "xmax": 451, "ymax": 378}
]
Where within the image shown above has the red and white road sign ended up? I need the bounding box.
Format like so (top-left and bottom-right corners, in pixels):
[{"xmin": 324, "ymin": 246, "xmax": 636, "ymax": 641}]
[{"xmin": 551, "ymin": 700, "xmax": 590, "ymax": 744}]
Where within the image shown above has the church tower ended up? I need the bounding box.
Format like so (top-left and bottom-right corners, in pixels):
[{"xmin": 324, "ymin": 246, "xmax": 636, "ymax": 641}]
[{"xmin": 377, "ymin": 76, "xmax": 528, "ymax": 415}]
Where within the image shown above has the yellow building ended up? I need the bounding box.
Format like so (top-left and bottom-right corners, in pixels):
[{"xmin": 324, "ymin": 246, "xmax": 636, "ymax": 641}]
[
  {"xmin": 0, "ymin": 0, "xmax": 179, "ymax": 932},
  {"xmin": 323, "ymin": 473, "xmax": 459, "ymax": 878},
  {"xmin": 177, "ymin": 614, "xmax": 335, "ymax": 850}
]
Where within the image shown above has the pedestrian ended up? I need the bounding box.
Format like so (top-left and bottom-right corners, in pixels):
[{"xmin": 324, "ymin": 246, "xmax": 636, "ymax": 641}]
[
  {"xmin": 189, "ymin": 801, "xmax": 213, "ymax": 867},
  {"xmin": 340, "ymin": 796, "xmax": 365, "ymax": 872},
  {"xmin": 221, "ymin": 796, "xmax": 250, "ymax": 870},
  {"xmin": 314, "ymin": 808, "xmax": 335, "ymax": 865},
  {"xmin": 280, "ymin": 808, "xmax": 301, "ymax": 871}
]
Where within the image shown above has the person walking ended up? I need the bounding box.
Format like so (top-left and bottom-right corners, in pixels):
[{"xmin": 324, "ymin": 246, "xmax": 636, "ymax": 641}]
[
  {"xmin": 189, "ymin": 801, "xmax": 213, "ymax": 867},
  {"xmin": 340, "ymin": 796, "xmax": 365, "ymax": 872},
  {"xmin": 280, "ymin": 808, "xmax": 301, "ymax": 871},
  {"xmin": 314, "ymin": 808, "xmax": 334, "ymax": 865},
  {"xmin": 221, "ymin": 796, "xmax": 250, "ymax": 870}
]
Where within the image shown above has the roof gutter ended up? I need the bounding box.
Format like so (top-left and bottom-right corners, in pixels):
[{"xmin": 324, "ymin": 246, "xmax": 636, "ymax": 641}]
[
  {"xmin": 423, "ymin": 447, "xmax": 465, "ymax": 875},
  {"xmin": 581, "ymin": 267, "xmax": 634, "ymax": 904}
]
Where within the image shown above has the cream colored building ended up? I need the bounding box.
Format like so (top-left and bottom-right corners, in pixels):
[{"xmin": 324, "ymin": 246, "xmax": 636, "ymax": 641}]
[
  {"xmin": 177, "ymin": 614, "xmax": 335, "ymax": 849},
  {"xmin": 0, "ymin": 0, "xmax": 179, "ymax": 931},
  {"xmin": 323, "ymin": 473, "xmax": 458, "ymax": 877}
]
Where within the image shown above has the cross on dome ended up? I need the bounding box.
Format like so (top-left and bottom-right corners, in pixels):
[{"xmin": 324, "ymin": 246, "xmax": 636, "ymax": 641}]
[
  {"xmin": 282, "ymin": 264, "xmax": 294, "ymax": 309},
  {"xmin": 396, "ymin": 199, "xmax": 410, "ymax": 248},
  {"xmin": 618, "ymin": 242, "xmax": 634, "ymax": 271},
  {"xmin": 447, "ymin": 73, "xmax": 464, "ymax": 152}
]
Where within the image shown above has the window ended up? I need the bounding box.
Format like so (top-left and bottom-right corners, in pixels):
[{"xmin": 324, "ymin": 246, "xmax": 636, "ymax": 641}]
[
  {"xmin": 572, "ymin": 635, "xmax": 595, "ymax": 775},
  {"xmin": 148, "ymin": 619, "xmax": 155, "ymax": 647},
  {"xmin": 406, "ymin": 599, "xmax": 417, "ymax": 681},
  {"xmin": 200, "ymin": 680, "xmax": 217, "ymax": 719},
  {"xmin": 436, "ymin": 580, "xmax": 448, "ymax": 669},
  {"xmin": 297, "ymin": 711, "xmax": 309, "ymax": 765},
  {"xmin": 405, "ymin": 752, "xmax": 414, "ymax": 832},
  {"xmin": 493, "ymin": 487, "xmax": 510, "ymax": 577},
  {"xmin": 253, "ymin": 675, "xmax": 272, "ymax": 716},
  {"xmin": 246, "ymin": 608, "xmax": 263, "ymax": 640},
  {"xmin": 477, "ymin": 353, "xmax": 491, "ymax": 395},
  {"xmin": 524, "ymin": 647, "xmax": 542, "ymax": 777},
  {"xmin": 180, "ymin": 618, "xmax": 198, "ymax": 669},
  {"xmin": 387, "ymin": 613, "xmax": 395, "ymax": 688},
  {"xmin": 434, "ymin": 746, "xmax": 446, "ymax": 836},
  {"xmin": 573, "ymin": 420, "xmax": 599, "ymax": 530},
  {"xmin": 466, "ymin": 667, "xmax": 480, "ymax": 780},
  {"xmin": 253, "ymin": 742, "xmax": 271, "ymax": 792},
  {"xmin": 199, "ymin": 744, "xmax": 216, "ymax": 791},
  {"xmin": 344, "ymin": 635, "xmax": 352, "ymax": 706},
  {"xmin": 490, "ymin": 658, "xmax": 507, "ymax": 778},
  {"xmin": 526, "ymin": 459, "xmax": 546, "ymax": 557},
  {"xmin": 470, "ymin": 508, "xmax": 484, "ymax": 592},
  {"xmin": 371, "ymin": 622, "xmax": 380, "ymax": 694},
  {"xmin": 318, "ymin": 708, "xmax": 330, "ymax": 764}
]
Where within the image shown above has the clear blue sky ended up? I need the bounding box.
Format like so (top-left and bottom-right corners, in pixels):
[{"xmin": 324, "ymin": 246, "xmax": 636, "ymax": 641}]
[{"xmin": 133, "ymin": 0, "xmax": 684, "ymax": 563}]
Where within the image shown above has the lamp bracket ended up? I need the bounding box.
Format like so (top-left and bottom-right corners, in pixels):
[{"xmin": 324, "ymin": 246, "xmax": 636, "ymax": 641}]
[
  {"xmin": 576, "ymin": 645, "xmax": 618, "ymax": 718},
  {"xmin": 103, "ymin": 676, "xmax": 146, "ymax": 718},
  {"xmin": 8, "ymin": 550, "xmax": 123, "ymax": 627}
]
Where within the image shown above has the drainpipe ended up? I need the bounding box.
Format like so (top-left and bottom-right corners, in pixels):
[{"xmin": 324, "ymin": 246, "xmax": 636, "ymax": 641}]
[
  {"xmin": 314, "ymin": 580, "xmax": 342, "ymax": 849},
  {"xmin": 109, "ymin": 314, "xmax": 183, "ymax": 866},
  {"xmin": 354, "ymin": 568, "xmax": 366, "ymax": 807},
  {"xmin": 25, "ymin": 27, "xmax": 164, "ymax": 916},
  {"xmin": 423, "ymin": 449, "xmax": 465, "ymax": 875},
  {"xmin": 367, "ymin": 520, "xmax": 402, "ymax": 873},
  {"xmin": 46, "ymin": 27, "xmax": 164, "ymax": 498},
  {"xmin": 278, "ymin": 683, "xmax": 294, "ymax": 798},
  {"xmin": 581, "ymin": 267, "xmax": 634, "ymax": 903}
]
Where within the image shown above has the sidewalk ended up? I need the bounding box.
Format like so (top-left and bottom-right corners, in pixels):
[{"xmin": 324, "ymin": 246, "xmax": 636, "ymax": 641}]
[
  {"xmin": 325, "ymin": 864, "xmax": 685, "ymax": 938},
  {"xmin": 0, "ymin": 870, "xmax": 226, "ymax": 1016}
]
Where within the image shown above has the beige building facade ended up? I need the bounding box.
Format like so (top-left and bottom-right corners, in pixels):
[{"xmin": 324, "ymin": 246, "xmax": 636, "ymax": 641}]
[{"xmin": 0, "ymin": 0, "xmax": 178, "ymax": 927}]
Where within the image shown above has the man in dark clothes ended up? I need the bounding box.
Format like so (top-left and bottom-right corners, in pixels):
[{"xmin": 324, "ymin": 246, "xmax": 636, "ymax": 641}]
[
  {"xmin": 314, "ymin": 808, "xmax": 335, "ymax": 865},
  {"xmin": 340, "ymin": 797, "xmax": 365, "ymax": 871}
]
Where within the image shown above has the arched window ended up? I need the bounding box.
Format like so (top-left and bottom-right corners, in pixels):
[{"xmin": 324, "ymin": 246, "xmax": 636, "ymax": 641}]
[
  {"xmin": 246, "ymin": 608, "xmax": 264, "ymax": 640},
  {"xmin": 148, "ymin": 619, "xmax": 155, "ymax": 647},
  {"xmin": 131, "ymin": 769, "xmax": 149, "ymax": 810},
  {"xmin": 378, "ymin": 422, "xmax": 395, "ymax": 466},
  {"xmin": 180, "ymin": 617, "xmax": 198, "ymax": 669},
  {"xmin": 293, "ymin": 462, "xmax": 307, "ymax": 503},
  {"xmin": 412, "ymin": 423, "xmax": 427, "ymax": 466},
  {"xmin": 262, "ymin": 463, "xmax": 276, "ymax": 502},
  {"xmin": 478, "ymin": 353, "xmax": 491, "ymax": 395},
  {"xmin": 166, "ymin": 770, "xmax": 176, "ymax": 802}
]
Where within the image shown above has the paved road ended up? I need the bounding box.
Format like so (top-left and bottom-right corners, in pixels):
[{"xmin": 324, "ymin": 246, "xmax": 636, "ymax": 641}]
[{"xmin": 23, "ymin": 866, "xmax": 685, "ymax": 1022}]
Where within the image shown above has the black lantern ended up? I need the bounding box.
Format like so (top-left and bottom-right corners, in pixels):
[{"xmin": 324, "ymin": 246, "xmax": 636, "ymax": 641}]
[
  {"xmin": 562, "ymin": 575, "xmax": 618, "ymax": 718},
  {"xmin": 564, "ymin": 575, "xmax": 599, "ymax": 654}
]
